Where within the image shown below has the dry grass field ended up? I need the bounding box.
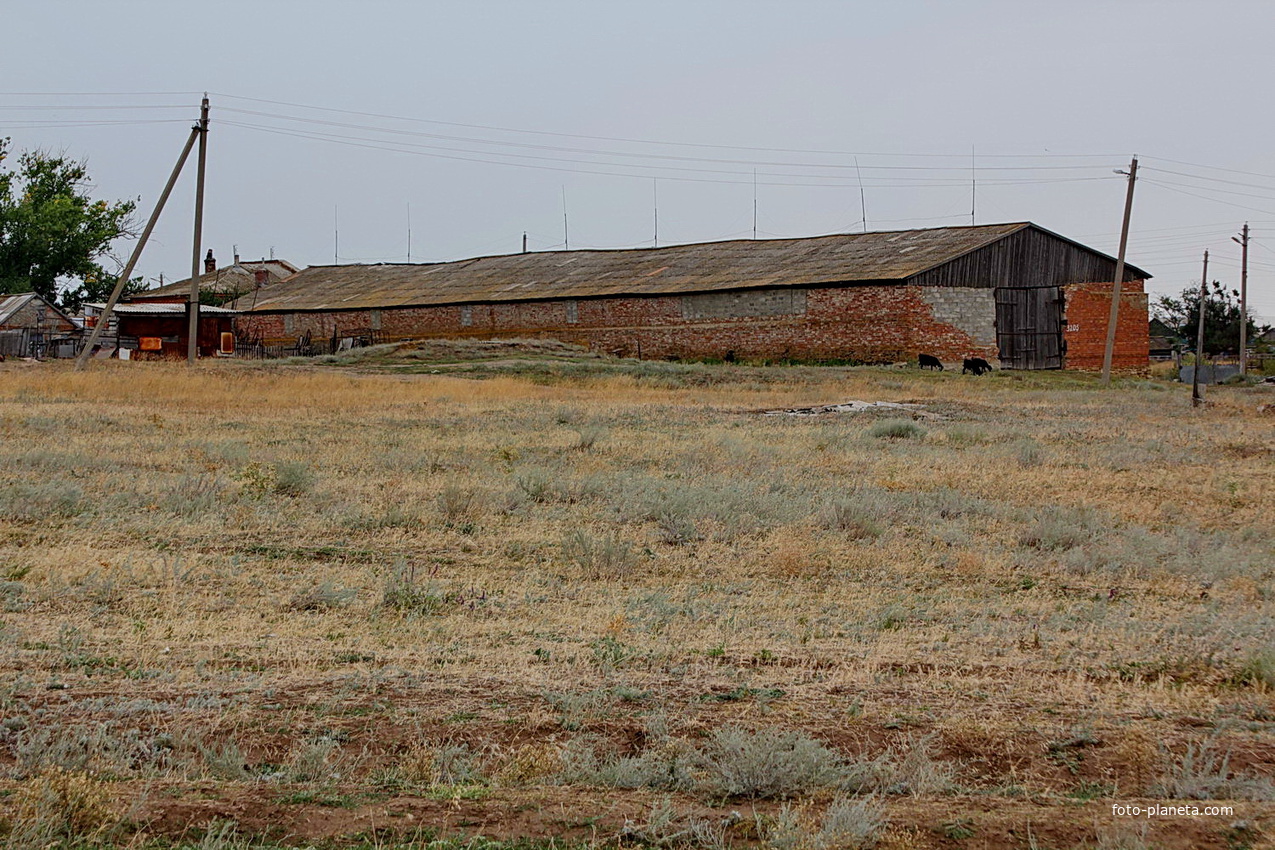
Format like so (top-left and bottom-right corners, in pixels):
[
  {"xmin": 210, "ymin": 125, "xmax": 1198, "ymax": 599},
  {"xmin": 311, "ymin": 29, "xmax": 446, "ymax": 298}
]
[{"xmin": 0, "ymin": 342, "xmax": 1272, "ymax": 850}]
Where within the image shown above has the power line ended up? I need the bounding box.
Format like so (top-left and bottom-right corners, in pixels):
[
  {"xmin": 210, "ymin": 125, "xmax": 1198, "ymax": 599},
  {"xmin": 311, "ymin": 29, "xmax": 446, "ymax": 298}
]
[
  {"xmin": 220, "ymin": 119, "xmax": 1120, "ymax": 189},
  {"xmin": 0, "ymin": 103, "xmax": 194, "ymax": 111},
  {"xmin": 0, "ymin": 90, "xmax": 202, "ymax": 96},
  {"xmin": 1141, "ymin": 179, "xmax": 1275, "ymax": 217},
  {"xmin": 218, "ymin": 106, "xmax": 1113, "ymax": 176},
  {"xmin": 1143, "ymin": 154, "xmax": 1275, "ymax": 183},
  {"xmin": 211, "ymin": 91, "xmax": 1125, "ymax": 161}
]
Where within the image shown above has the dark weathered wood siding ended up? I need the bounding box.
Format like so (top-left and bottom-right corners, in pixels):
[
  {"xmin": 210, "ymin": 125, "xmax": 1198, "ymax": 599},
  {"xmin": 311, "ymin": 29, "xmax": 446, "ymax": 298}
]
[
  {"xmin": 907, "ymin": 226, "xmax": 1142, "ymax": 289},
  {"xmin": 996, "ymin": 286, "xmax": 1065, "ymax": 369}
]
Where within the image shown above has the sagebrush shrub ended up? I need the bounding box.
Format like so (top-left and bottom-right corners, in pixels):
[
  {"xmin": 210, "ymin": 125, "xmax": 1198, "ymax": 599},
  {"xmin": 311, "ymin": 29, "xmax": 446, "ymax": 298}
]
[{"xmin": 703, "ymin": 726, "xmax": 846, "ymax": 799}]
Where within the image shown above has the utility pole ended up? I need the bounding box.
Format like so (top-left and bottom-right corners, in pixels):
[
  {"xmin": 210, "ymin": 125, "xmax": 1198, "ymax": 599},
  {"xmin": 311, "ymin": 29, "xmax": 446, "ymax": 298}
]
[
  {"xmin": 522, "ymin": 232, "xmax": 528, "ymax": 254},
  {"xmin": 187, "ymin": 94, "xmax": 209, "ymax": 365},
  {"xmin": 1101, "ymin": 156, "xmax": 1138, "ymax": 385},
  {"xmin": 1192, "ymin": 250, "xmax": 1209, "ymax": 408},
  {"xmin": 1232, "ymin": 222, "xmax": 1249, "ymax": 375},
  {"xmin": 75, "ymin": 118, "xmax": 202, "ymax": 369}
]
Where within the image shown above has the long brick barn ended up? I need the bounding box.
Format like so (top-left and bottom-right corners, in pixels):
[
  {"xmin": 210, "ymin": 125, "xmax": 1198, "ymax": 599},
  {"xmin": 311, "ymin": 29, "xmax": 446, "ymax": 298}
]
[{"xmin": 232, "ymin": 222, "xmax": 1151, "ymax": 370}]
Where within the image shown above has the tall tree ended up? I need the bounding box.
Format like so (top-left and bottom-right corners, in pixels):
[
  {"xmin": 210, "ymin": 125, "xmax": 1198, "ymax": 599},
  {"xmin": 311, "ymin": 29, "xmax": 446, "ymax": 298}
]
[
  {"xmin": 1153, "ymin": 282, "xmax": 1267, "ymax": 356},
  {"xmin": 0, "ymin": 138, "xmax": 137, "ymax": 309}
]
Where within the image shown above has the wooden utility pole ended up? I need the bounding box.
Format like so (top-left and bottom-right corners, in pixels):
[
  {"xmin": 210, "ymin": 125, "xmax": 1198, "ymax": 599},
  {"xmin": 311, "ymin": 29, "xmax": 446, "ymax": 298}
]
[
  {"xmin": 1232, "ymin": 222, "xmax": 1249, "ymax": 375},
  {"xmin": 1192, "ymin": 250, "xmax": 1209, "ymax": 408},
  {"xmin": 1101, "ymin": 156, "xmax": 1138, "ymax": 385},
  {"xmin": 187, "ymin": 95, "xmax": 209, "ymax": 364},
  {"xmin": 74, "ymin": 123, "xmax": 202, "ymax": 369}
]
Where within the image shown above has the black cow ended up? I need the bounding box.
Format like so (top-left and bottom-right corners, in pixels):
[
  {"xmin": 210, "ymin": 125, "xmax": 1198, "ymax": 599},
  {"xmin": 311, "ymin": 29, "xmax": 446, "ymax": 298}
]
[
  {"xmin": 918, "ymin": 354, "xmax": 943, "ymax": 371},
  {"xmin": 962, "ymin": 357, "xmax": 993, "ymax": 376}
]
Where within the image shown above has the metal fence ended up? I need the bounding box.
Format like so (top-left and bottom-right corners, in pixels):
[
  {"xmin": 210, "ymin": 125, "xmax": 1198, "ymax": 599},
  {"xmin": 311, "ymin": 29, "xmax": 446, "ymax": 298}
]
[{"xmin": 232, "ymin": 329, "xmax": 388, "ymax": 361}]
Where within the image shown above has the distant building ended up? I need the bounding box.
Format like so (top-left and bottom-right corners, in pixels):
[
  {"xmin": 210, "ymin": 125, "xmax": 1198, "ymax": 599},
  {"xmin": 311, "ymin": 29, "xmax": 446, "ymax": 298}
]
[
  {"xmin": 233, "ymin": 222, "xmax": 1152, "ymax": 371},
  {"xmin": 83, "ymin": 301, "xmax": 235, "ymax": 359},
  {"xmin": 128, "ymin": 250, "xmax": 298, "ymax": 307},
  {"xmin": 0, "ymin": 292, "xmax": 79, "ymax": 358}
]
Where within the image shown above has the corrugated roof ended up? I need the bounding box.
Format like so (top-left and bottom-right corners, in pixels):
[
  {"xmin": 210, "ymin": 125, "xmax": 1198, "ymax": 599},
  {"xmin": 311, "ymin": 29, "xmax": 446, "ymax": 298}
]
[
  {"xmin": 133, "ymin": 259, "xmax": 298, "ymax": 300},
  {"xmin": 234, "ymin": 223, "xmax": 1150, "ymax": 314},
  {"xmin": 0, "ymin": 293, "xmax": 35, "ymax": 325},
  {"xmin": 85, "ymin": 302, "xmax": 236, "ymax": 315},
  {"xmin": 236, "ymin": 223, "xmax": 1037, "ymax": 313},
  {"xmin": 0, "ymin": 292, "xmax": 78, "ymax": 328}
]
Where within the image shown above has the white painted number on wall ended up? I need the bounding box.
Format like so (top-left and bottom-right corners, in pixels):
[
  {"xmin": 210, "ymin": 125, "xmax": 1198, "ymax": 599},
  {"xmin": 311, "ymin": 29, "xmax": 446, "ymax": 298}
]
[{"xmin": 1066, "ymin": 324, "xmax": 1079, "ymax": 333}]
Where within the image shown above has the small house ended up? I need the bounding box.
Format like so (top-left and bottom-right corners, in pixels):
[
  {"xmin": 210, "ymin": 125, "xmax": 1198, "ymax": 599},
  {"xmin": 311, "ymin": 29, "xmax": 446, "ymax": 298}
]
[{"xmin": 0, "ymin": 292, "xmax": 80, "ymax": 358}]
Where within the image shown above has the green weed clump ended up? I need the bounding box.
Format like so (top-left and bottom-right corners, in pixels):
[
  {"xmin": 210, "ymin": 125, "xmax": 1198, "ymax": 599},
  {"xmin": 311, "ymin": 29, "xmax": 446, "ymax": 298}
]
[
  {"xmin": 867, "ymin": 418, "xmax": 925, "ymax": 440},
  {"xmin": 287, "ymin": 581, "xmax": 357, "ymax": 612},
  {"xmin": 380, "ymin": 562, "xmax": 448, "ymax": 614},
  {"xmin": 0, "ymin": 481, "xmax": 84, "ymax": 521},
  {"xmin": 561, "ymin": 529, "xmax": 639, "ymax": 579},
  {"xmin": 822, "ymin": 498, "xmax": 884, "ymax": 539}
]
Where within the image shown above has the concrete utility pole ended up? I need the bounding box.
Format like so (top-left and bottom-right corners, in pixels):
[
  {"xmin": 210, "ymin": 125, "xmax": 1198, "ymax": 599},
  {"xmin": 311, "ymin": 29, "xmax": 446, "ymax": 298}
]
[
  {"xmin": 74, "ymin": 122, "xmax": 202, "ymax": 369},
  {"xmin": 1101, "ymin": 156, "xmax": 1138, "ymax": 385},
  {"xmin": 1232, "ymin": 222, "xmax": 1249, "ymax": 376},
  {"xmin": 187, "ymin": 94, "xmax": 209, "ymax": 365},
  {"xmin": 1192, "ymin": 250, "xmax": 1209, "ymax": 408}
]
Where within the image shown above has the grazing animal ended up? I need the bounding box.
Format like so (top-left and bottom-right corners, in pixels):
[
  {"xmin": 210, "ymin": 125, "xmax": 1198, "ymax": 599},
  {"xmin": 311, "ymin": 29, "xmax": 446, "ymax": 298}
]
[
  {"xmin": 962, "ymin": 357, "xmax": 993, "ymax": 376},
  {"xmin": 918, "ymin": 354, "xmax": 943, "ymax": 371}
]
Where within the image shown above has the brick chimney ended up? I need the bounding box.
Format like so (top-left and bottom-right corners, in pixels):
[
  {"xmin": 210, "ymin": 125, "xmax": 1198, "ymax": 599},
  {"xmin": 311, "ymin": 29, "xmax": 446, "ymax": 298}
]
[
  {"xmin": 204, "ymin": 249, "xmax": 216, "ymax": 274},
  {"xmin": 254, "ymin": 268, "xmax": 269, "ymax": 287}
]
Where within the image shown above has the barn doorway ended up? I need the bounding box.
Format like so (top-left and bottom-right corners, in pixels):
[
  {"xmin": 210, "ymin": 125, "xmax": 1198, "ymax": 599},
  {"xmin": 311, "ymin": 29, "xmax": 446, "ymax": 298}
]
[{"xmin": 995, "ymin": 286, "xmax": 1064, "ymax": 369}]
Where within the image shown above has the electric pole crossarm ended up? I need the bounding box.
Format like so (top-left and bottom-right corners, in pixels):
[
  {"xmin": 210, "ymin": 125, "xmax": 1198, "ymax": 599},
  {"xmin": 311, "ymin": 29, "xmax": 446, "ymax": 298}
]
[{"xmin": 74, "ymin": 125, "xmax": 201, "ymax": 369}]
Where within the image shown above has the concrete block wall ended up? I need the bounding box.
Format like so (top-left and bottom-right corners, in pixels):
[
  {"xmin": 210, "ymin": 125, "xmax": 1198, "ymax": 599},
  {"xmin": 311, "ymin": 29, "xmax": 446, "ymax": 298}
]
[
  {"xmin": 1062, "ymin": 280, "xmax": 1150, "ymax": 371},
  {"xmin": 919, "ymin": 287, "xmax": 998, "ymax": 348},
  {"xmin": 233, "ymin": 284, "xmax": 1002, "ymax": 365}
]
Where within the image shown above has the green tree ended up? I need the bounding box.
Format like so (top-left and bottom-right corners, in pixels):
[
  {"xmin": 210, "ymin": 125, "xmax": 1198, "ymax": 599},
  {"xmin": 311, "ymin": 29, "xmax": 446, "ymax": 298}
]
[
  {"xmin": 0, "ymin": 138, "xmax": 137, "ymax": 310},
  {"xmin": 1153, "ymin": 282, "xmax": 1267, "ymax": 356}
]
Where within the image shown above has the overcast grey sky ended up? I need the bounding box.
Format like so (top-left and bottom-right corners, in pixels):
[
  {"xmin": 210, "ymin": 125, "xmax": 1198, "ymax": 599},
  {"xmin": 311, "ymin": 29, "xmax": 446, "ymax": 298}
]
[{"xmin": 6, "ymin": 0, "xmax": 1275, "ymax": 320}]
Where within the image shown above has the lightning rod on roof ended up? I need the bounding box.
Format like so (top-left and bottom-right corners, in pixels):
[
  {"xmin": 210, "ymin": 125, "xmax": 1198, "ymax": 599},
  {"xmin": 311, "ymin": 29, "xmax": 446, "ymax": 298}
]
[
  {"xmin": 562, "ymin": 186, "xmax": 569, "ymax": 251},
  {"xmin": 855, "ymin": 157, "xmax": 867, "ymax": 233},
  {"xmin": 970, "ymin": 145, "xmax": 976, "ymax": 226},
  {"xmin": 653, "ymin": 178, "xmax": 659, "ymax": 249}
]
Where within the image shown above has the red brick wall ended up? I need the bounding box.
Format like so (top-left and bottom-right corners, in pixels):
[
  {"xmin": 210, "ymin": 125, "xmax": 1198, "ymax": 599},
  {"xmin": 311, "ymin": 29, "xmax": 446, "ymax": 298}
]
[
  {"xmin": 1062, "ymin": 281, "xmax": 1149, "ymax": 371},
  {"xmin": 234, "ymin": 284, "xmax": 1003, "ymax": 365}
]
